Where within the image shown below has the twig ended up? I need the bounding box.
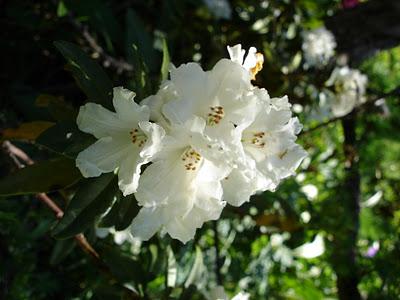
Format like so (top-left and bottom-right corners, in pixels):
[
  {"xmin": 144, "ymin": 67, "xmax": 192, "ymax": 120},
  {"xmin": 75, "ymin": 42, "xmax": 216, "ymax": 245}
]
[
  {"xmin": 301, "ymin": 87, "xmax": 400, "ymax": 135},
  {"xmin": 2, "ymin": 141, "xmax": 99, "ymax": 259},
  {"xmin": 53, "ymin": 0, "xmax": 133, "ymax": 73},
  {"xmin": 78, "ymin": 24, "xmax": 134, "ymax": 73}
]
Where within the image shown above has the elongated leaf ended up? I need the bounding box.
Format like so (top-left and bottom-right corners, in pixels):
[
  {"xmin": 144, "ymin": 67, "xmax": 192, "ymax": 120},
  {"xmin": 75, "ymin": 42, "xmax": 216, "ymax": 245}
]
[
  {"xmin": 99, "ymin": 193, "xmax": 139, "ymax": 231},
  {"xmin": 52, "ymin": 174, "xmax": 118, "ymax": 239},
  {"xmin": 184, "ymin": 246, "xmax": 205, "ymax": 288},
  {"xmin": 54, "ymin": 41, "xmax": 113, "ymax": 109},
  {"xmin": 102, "ymin": 247, "xmax": 143, "ymax": 284},
  {"xmin": 0, "ymin": 157, "xmax": 81, "ymax": 196},
  {"xmin": 65, "ymin": 0, "xmax": 123, "ymax": 47},
  {"xmin": 125, "ymin": 9, "xmax": 157, "ymax": 72},
  {"xmin": 36, "ymin": 121, "xmax": 95, "ymax": 158},
  {"xmin": 50, "ymin": 238, "xmax": 76, "ymax": 265},
  {"xmin": 1, "ymin": 121, "xmax": 54, "ymax": 141},
  {"xmin": 161, "ymin": 38, "xmax": 170, "ymax": 82}
]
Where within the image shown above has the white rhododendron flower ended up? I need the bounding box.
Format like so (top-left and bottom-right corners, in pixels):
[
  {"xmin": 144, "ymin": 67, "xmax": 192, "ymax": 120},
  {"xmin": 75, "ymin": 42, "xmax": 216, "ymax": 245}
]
[
  {"xmin": 302, "ymin": 27, "xmax": 336, "ymax": 68},
  {"xmin": 325, "ymin": 66, "xmax": 368, "ymax": 117},
  {"xmin": 76, "ymin": 44, "xmax": 306, "ymax": 243},
  {"xmin": 131, "ymin": 117, "xmax": 230, "ymax": 243},
  {"xmin": 76, "ymin": 87, "xmax": 165, "ymax": 196}
]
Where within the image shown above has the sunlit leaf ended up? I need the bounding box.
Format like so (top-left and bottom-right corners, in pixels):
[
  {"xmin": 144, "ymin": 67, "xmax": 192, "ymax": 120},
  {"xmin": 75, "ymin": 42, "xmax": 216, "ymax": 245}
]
[
  {"xmin": 161, "ymin": 38, "xmax": 170, "ymax": 82},
  {"xmin": 1, "ymin": 121, "xmax": 54, "ymax": 142}
]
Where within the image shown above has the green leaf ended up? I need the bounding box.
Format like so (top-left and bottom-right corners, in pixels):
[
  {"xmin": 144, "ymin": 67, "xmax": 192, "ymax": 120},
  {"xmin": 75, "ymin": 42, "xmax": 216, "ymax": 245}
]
[
  {"xmin": 36, "ymin": 121, "xmax": 95, "ymax": 158},
  {"xmin": 161, "ymin": 38, "xmax": 170, "ymax": 82},
  {"xmin": 52, "ymin": 174, "xmax": 117, "ymax": 239},
  {"xmin": 56, "ymin": 1, "xmax": 68, "ymax": 17},
  {"xmin": 54, "ymin": 41, "xmax": 113, "ymax": 110},
  {"xmin": 125, "ymin": 9, "xmax": 157, "ymax": 72},
  {"xmin": 50, "ymin": 238, "xmax": 76, "ymax": 265},
  {"xmin": 0, "ymin": 157, "xmax": 81, "ymax": 196},
  {"xmin": 102, "ymin": 247, "xmax": 143, "ymax": 284},
  {"xmin": 65, "ymin": 0, "xmax": 123, "ymax": 48},
  {"xmin": 99, "ymin": 193, "xmax": 139, "ymax": 231}
]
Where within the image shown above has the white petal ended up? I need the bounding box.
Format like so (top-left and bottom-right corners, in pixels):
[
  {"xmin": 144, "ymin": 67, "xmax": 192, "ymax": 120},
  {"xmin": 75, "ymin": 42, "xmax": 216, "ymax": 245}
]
[
  {"xmin": 138, "ymin": 121, "xmax": 166, "ymax": 158},
  {"xmin": 269, "ymin": 144, "xmax": 308, "ymax": 179},
  {"xmin": 118, "ymin": 153, "xmax": 142, "ymax": 196},
  {"xmin": 118, "ymin": 122, "xmax": 165, "ymax": 196},
  {"xmin": 112, "ymin": 87, "xmax": 150, "ymax": 124},
  {"xmin": 76, "ymin": 136, "xmax": 131, "ymax": 177},
  {"xmin": 170, "ymin": 63, "xmax": 207, "ymax": 104},
  {"xmin": 165, "ymin": 217, "xmax": 196, "ymax": 244},
  {"xmin": 227, "ymin": 44, "xmax": 245, "ymax": 65},
  {"xmin": 76, "ymin": 103, "xmax": 128, "ymax": 139},
  {"xmin": 130, "ymin": 207, "xmax": 163, "ymax": 241},
  {"xmin": 135, "ymin": 156, "xmax": 196, "ymax": 211},
  {"xmin": 242, "ymin": 47, "xmax": 257, "ymax": 70}
]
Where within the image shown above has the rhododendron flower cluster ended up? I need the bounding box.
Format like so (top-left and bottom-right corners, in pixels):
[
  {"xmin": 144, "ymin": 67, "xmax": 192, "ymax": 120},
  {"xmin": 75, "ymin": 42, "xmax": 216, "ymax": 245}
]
[
  {"xmin": 302, "ymin": 27, "xmax": 336, "ymax": 68},
  {"xmin": 326, "ymin": 66, "xmax": 368, "ymax": 117},
  {"xmin": 76, "ymin": 44, "xmax": 307, "ymax": 243}
]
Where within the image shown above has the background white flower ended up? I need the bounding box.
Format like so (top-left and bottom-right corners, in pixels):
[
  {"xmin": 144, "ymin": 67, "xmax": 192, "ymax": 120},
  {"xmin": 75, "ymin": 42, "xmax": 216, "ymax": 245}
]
[
  {"xmin": 76, "ymin": 87, "xmax": 165, "ymax": 195},
  {"xmin": 325, "ymin": 66, "xmax": 368, "ymax": 117},
  {"xmin": 302, "ymin": 27, "xmax": 336, "ymax": 68}
]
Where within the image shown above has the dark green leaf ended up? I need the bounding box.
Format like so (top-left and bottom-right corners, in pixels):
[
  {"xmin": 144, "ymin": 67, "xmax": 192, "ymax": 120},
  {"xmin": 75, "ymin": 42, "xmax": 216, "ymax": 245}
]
[
  {"xmin": 52, "ymin": 174, "xmax": 117, "ymax": 239},
  {"xmin": 99, "ymin": 193, "xmax": 139, "ymax": 231},
  {"xmin": 125, "ymin": 9, "xmax": 157, "ymax": 72},
  {"xmin": 36, "ymin": 121, "xmax": 96, "ymax": 158},
  {"xmin": 102, "ymin": 247, "xmax": 143, "ymax": 284},
  {"xmin": 65, "ymin": 0, "xmax": 123, "ymax": 48},
  {"xmin": 0, "ymin": 157, "xmax": 81, "ymax": 196},
  {"xmin": 50, "ymin": 238, "xmax": 76, "ymax": 265},
  {"xmin": 54, "ymin": 41, "xmax": 113, "ymax": 109}
]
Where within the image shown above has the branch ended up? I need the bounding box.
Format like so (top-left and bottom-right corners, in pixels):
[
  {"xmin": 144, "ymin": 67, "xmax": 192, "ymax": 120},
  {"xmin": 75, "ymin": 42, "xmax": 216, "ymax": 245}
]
[
  {"xmin": 2, "ymin": 140, "xmax": 100, "ymax": 260},
  {"xmin": 53, "ymin": 0, "xmax": 133, "ymax": 73},
  {"xmin": 2, "ymin": 140, "xmax": 143, "ymax": 298},
  {"xmin": 331, "ymin": 113, "xmax": 362, "ymax": 300},
  {"xmin": 78, "ymin": 24, "xmax": 134, "ymax": 73},
  {"xmin": 301, "ymin": 86, "xmax": 400, "ymax": 135}
]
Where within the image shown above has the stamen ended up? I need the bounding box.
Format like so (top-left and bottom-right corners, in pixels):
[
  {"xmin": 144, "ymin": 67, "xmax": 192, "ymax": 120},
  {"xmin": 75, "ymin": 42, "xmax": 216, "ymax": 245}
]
[
  {"xmin": 129, "ymin": 128, "xmax": 147, "ymax": 147},
  {"xmin": 207, "ymin": 106, "xmax": 225, "ymax": 126},
  {"xmin": 242, "ymin": 131, "xmax": 267, "ymax": 148},
  {"xmin": 181, "ymin": 147, "xmax": 202, "ymax": 171},
  {"xmin": 278, "ymin": 149, "xmax": 288, "ymax": 159}
]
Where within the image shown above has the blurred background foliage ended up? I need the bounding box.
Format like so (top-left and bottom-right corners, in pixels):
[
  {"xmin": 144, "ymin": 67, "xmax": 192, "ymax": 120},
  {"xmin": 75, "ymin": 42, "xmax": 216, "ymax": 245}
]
[{"xmin": 1, "ymin": 0, "xmax": 400, "ymax": 299}]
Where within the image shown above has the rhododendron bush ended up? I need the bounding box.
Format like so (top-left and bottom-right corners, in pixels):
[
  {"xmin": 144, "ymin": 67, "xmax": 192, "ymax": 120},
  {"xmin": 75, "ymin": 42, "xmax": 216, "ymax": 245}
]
[{"xmin": 1, "ymin": 1, "xmax": 400, "ymax": 299}]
